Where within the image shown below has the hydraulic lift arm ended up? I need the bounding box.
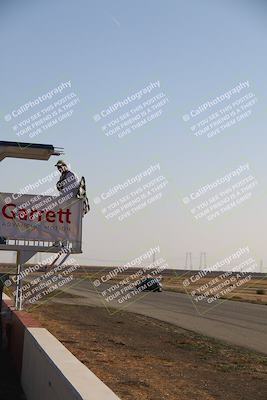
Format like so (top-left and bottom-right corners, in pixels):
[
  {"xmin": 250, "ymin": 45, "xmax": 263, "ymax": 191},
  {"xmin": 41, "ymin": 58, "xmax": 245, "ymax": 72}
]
[{"xmin": 0, "ymin": 141, "xmax": 64, "ymax": 162}]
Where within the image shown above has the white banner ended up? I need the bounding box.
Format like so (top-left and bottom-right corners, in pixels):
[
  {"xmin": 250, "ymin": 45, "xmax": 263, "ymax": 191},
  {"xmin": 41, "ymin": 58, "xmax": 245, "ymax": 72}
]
[{"xmin": 0, "ymin": 192, "xmax": 82, "ymax": 243}]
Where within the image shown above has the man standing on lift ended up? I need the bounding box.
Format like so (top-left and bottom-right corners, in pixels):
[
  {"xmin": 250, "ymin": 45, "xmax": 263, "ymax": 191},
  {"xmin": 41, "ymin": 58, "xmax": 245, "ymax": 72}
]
[
  {"xmin": 55, "ymin": 159, "xmax": 90, "ymax": 215},
  {"xmin": 55, "ymin": 160, "xmax": 80, "ymax": 198}
]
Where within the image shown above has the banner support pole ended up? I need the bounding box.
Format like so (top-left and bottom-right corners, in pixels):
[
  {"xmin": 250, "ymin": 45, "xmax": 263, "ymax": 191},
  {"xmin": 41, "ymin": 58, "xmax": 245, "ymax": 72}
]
[
  {"xmin": 15, "ymin": 251, "xmax": 22, "ymax": 310},
  {"xmin": 14, "ymin": 249, "xmax": 37, "ymax": 311}
]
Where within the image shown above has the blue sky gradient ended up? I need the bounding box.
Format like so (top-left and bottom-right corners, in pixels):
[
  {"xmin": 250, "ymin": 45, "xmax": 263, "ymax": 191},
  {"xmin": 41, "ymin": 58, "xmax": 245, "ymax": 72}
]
[{"xmin": 1, "ymin": 0, "xmax": 267, "ymax": 268}]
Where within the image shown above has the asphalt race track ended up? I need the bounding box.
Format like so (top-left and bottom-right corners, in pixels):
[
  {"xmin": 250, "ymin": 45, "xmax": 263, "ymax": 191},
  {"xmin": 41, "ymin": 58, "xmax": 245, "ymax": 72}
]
[{"xmin": 53, "ymin": 279, "xmax": 267, "ymax": 355}]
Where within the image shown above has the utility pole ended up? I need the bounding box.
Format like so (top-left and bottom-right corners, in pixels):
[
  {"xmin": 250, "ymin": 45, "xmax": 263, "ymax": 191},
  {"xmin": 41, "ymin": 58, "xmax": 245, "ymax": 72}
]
[
  {"xmin": 185, "ymin": 252, "xmax": 193, "ymax": 270},
  {"xmin": 260, "ymin": 259, "xmax": 263, "ymax": 273},
  {"xmin": 199, "ymin": 252, "xmax": 203, "ymax": 270},
  {"xmin": 185, "ymin": 252, "xmax": 188, "ymax": 269},
  {"xmin": 199, "ymin": 252, "xmax": 207, "ymax": 270},
  {"xmin": 153, "ymin": 250, "xmax": 156, "ymax": 266},
  {"xmin": 203, "ymin": 252, "xmax": 207, "ymax": 268},
  {"xmin": 189, "ymin": 252, "xmax": 193, "ymax": 270}
]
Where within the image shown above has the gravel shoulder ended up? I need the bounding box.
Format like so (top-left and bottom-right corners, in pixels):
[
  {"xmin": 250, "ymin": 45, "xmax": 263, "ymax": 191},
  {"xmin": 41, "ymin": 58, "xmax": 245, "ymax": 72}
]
[{"xmin": 32, "ymin": 303, "xmax": 267, "ymax": 400}]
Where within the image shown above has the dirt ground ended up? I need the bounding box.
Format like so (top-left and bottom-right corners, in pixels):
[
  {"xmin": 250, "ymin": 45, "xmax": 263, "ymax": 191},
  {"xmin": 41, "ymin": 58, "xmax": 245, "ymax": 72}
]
[
  {"xmin": 32, "ymin": 303, "xmax": 267, "ymax": 400},
  {"xmin": 160, "ymin": 275, "xmax": 267, "ymax": 305}
]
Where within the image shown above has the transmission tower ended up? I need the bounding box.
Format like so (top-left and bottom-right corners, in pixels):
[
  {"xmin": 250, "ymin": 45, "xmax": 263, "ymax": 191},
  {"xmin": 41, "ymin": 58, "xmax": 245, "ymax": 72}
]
[
  {"xmin": 199, "ymin": 252, "xmax": 207, "ymax": 270},
  {"xmin": 185, "ymin": 252, "xmax": 193, "ymax": 270}
]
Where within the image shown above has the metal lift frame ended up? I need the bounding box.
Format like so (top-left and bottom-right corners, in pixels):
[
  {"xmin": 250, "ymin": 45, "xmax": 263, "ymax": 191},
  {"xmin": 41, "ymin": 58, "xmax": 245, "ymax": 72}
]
[{"xmin": 0, "ymin": 141, "xmax": 83, "ymax": 310}]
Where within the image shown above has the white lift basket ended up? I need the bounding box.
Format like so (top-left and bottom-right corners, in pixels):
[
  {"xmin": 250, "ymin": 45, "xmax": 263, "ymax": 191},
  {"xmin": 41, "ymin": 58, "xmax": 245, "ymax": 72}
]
[{"xmin": 0, "ymin": 141, "xmax": 83, "ymax": 310}]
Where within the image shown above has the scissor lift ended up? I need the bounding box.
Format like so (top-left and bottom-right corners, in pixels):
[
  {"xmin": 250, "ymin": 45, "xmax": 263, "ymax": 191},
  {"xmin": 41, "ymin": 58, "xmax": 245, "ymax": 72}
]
[{"xmin": 0, "ymin": 141, "xmax": 83, "ymax": 310}]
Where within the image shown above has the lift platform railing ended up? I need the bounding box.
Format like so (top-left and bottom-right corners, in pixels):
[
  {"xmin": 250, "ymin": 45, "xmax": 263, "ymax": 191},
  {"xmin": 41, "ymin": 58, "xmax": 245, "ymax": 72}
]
[
  {"xmin": 0, "ymin": 140, "xmax": 84, "ymax": 310},
  {"xmin": 0, "ymin": 238, "xmax": 82, "ymax": 254}
]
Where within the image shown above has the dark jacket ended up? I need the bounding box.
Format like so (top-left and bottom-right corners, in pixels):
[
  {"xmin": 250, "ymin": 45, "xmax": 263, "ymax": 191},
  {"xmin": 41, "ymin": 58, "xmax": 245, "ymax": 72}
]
[{"xmin": 56, "ymin": 170, "xmax": 80, "ymax": 197}]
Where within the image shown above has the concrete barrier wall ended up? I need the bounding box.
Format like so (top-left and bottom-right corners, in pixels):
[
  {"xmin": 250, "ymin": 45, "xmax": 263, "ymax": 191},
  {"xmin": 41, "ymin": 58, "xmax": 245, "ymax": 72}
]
[
  {"xmin": 2, "ymin": 298, "xmax": 120, "ymax": 400},
  {"xmin": 22, "ymin": 328, "xmax": 120, "ymax": 400},
  {"xmin": 1, "ymin": 297, "xmax": 41, "ymax": 375}
]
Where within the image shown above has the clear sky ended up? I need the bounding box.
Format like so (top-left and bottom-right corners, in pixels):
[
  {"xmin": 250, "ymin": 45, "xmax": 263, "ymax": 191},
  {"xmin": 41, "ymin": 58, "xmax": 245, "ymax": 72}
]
[{"xmin": 1, "ymin": 0, "xmax": 267, "ymax": 269}]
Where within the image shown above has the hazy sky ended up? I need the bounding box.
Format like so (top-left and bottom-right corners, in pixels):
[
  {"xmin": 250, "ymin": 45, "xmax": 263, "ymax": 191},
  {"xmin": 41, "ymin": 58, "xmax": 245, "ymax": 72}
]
[{"xmin": 1, "ymin": 0, "xmax": 267, "ymax": 269}]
